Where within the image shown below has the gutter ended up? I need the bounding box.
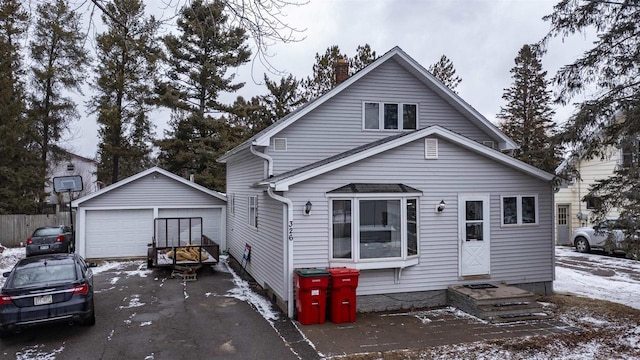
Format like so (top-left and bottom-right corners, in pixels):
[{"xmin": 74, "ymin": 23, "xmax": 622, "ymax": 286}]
[
  {"xmin": 250, "ymin": 145, "xmax": 273, "ymax": 177},
  {"xmin": 267, "ymin": 187, "xmax": 295, "ymax": 318}
]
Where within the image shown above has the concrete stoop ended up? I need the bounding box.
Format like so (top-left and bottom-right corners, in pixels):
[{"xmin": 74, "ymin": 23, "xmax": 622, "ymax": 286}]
[{"xmin": 447, "ymin": 283, "xmax": 550, "ymax": 323}]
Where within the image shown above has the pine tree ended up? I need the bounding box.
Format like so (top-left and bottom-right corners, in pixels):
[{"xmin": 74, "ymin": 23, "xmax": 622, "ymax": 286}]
[
  {"xmin": 155, "ymin": 0, "xmax": 251, "ymax": 191},
  {"xmin": 28, "ymin": 0, "xmax": 90, "ymax": 186},
  {"xmin": 541, "ymin": 0, "xmax": 640, "ymax": 257},
  {"xmin": 262, "ymin": 74, "xmax": 306, "ymax": 122},
  {"xmin": 90, "ymin": 0, "xmax": 159, "ymax": 185},
  {"xmin": 497, "ymin": 44, "xmax": 559, "ymax": 173},
  {"xmin": 302, "ymin": 44, "xmax": 378, "ymax": 100},
  {"xmin": 428, "ymin": 55, "xmax": 462, "ymax": 92}
]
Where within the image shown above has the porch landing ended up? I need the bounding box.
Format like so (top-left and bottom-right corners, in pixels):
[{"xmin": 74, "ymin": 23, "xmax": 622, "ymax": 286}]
[{"xmin": 447, "ymin": 283, "xmax": 550, "ymax": 323}]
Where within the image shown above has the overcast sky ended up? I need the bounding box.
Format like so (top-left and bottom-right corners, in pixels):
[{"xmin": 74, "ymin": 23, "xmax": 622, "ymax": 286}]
[{"xmin": 64, "ymin": 0, "xmax": 594, "ymax": 158}]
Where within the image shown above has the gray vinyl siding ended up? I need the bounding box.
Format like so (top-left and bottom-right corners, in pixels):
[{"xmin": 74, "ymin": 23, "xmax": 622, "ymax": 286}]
[
  {"xmin": 266, "ymin": 59, "xmax": 497, "ymax": 174},
  {"xmin": 80, "ymin": 173, "xmax": 226, "ymax": 207},
  {"xmin": 285, "ymin": 137, "xmax": 553, "ymax": 296},
  {"xmin": 225, "ymin": 150, "xmax": 286, "ymax": 299}
]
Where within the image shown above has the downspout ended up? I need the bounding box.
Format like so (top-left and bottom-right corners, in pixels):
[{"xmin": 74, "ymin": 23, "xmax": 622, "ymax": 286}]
[
  {"xmin": 267, "ymin": 187, "xmax": 295, "ymax": 318},
  {"xmin": 250, "ymin": 145, "xmax": 273, "ymax": 177}
]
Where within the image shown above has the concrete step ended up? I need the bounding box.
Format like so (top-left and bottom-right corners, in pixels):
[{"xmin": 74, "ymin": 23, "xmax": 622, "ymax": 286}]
[{"xmin": 447, "ymin": 283, "xmax": 550, "ymax": 323}]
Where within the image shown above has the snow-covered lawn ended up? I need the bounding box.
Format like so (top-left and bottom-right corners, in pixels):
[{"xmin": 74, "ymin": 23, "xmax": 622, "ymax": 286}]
[{"xmin": 2, "ymin": 244, "xmax": 640, "ymax": 359}]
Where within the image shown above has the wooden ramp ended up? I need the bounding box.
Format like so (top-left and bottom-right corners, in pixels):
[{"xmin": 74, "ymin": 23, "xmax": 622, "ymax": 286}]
[{"xmin": 447, "ymin": 284, "xmax": 550, "ymax": 323}]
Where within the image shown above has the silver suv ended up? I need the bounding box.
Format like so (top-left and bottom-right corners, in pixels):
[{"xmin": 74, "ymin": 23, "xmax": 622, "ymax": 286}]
[{"xmin": 572, "ymin": 220, "xmax": 625, "ymax": 253}]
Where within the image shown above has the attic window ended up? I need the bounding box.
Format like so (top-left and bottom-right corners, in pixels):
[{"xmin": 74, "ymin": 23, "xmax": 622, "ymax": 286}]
[
  {"xmin": 66, "ymin": 163, "xmax": 75, "ymax": 172},
  {"xmin": 483, "ymin": 141, "xmax": 496, "ymax": 149},
  {"xmin": 425, "ymin": 138, "xmax": 438, "ymax": 159},
  {"xmin": 272, "ymin": 138, "xmax": 287, "ymax": 152},
  {"xmin": 363, "ymin": 102, "xmax": 417, "ymax": 131}
]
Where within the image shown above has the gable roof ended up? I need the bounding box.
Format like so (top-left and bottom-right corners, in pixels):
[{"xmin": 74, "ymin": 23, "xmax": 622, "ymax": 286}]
[
  {"xmin": 72, "ymin": 167, "xmax": 226, "ymax": 206},
  {"xmin": 258, "ymin": 125, "xmax": 553, "ymax": 191},
  {"xmin": 218, "ymin": 46, "xmax": 516, "ymax": 163}
]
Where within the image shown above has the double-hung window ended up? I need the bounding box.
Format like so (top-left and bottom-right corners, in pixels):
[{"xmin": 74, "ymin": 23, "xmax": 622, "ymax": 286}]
[
  {"xmin": 363, "ymin": 102, "xmax": 417, "ymax": 131},
  {"xmin": 501, "ymin": 195, "xmax": 538, "ymax": 226},
  {"xmin": 248, "ymin": 196, "xmax": 258, "ymax": 228},
  {"xmin": 330, "ymin": 195, "xmax": 419, "ymax": 269}
]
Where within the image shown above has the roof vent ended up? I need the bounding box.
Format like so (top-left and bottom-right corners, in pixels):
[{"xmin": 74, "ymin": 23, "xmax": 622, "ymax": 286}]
[
  {"xmin": 425, "ymin": 138, "xmax": 438, "ymax": 159},
  {"xmin": 272, "ymin": 138, "xmax": 287, "ymax": 152}
]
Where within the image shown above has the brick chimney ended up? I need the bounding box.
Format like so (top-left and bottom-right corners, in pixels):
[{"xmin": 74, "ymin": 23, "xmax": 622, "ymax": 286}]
[{"xmin": 335, "ymin": 58, "xmax": 349, "ymax": 85}]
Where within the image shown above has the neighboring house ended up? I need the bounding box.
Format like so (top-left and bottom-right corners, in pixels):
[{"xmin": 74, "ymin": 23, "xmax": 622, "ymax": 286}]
[
  {"xmin": 45, "ymin": 147, "xmax": 100, "ymax": 206},
  {"xmin": 554, "ymin": 145, "xmax": 626, "ymax": 245},
  {"xmin": 218, "ymin": 47, "xmax": 556, "ymax": 318}
]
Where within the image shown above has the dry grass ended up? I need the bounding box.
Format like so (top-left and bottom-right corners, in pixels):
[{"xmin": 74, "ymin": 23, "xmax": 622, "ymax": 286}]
[{"xmin": 331, "ymin": 294, "xmax": 640, "ymax": 360}]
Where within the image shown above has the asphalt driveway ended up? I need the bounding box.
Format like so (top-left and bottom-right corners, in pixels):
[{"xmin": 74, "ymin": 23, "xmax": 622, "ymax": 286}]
[{"xmin": 0, "ymin": 260, "xmax": 307, "ymax": 360}]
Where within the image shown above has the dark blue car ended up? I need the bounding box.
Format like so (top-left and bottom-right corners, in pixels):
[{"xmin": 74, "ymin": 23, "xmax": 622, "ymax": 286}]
[{"xmin": 0, "ymin": 253, "xmax": 95, "ymax": 337}]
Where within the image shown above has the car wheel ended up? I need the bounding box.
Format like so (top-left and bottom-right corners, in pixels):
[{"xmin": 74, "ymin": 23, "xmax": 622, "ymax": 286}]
[
  {"xmin": 84, "ymin": 309, "xmax": 96, "ymax": 326},
  {"xmin": 575, "ymin": 237, "xmax": 591, "ymax": 253}
]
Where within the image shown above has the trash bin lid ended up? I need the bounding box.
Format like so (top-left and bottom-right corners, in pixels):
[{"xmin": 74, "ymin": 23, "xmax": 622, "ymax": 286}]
[
  {"xmin": 295, "ymin": 268, "xmax": 329, "ymax": 277},
  {"xmin": 328, "ymin": 267, "xmax": 360, "ymax": 276}
]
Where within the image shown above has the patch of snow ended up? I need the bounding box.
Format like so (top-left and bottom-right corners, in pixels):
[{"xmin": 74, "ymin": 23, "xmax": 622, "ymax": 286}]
[
  {"xmin": 15, "ymin": 345, "xmax": 64, "ymax": 360},
  {"xmin": 140, "ymin": 321, "xmax": 152, "ymax": 327},
  {"xmin": 144, "ymin": 354, "xmax": 154, "ymax": 360},
  {"xmin": 0, "ymin": 245, "xmax": 25, "ymax": 287},
  {"xmin": 119, "ymin": 295, "xmax": 145, "ymax": 309},
  {"xmin": 109, "ymin": 277, "xmax": 120, "ymax": 285},
  {"xmin": 107, "ymin": 329, "xmax": 115, "ymax": 341},
  {"xmin": 578, "ymin": 316, "xmax": 610, "ymax": 326},
  {"xmin": 555, "ymin": 247, "xmax": 640, "ymax": 310},
  {"xmin": 223, "ymin": 260, "xmax": 278, "ymax": 322},
  {"xmin": 213, "ymin": 254, "xmax": 230, "ymax": 273}
]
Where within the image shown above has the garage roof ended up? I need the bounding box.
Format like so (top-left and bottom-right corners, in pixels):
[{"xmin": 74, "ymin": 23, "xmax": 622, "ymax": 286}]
[{"xmin": 71, "ymin": 167, "xmax": 226, "ymax": 207}]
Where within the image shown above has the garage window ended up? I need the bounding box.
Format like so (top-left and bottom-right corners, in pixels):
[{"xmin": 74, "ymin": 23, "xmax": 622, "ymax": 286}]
[{"xmin": 248, "ymin": 196, "xmax": 258, "ymax": 228}]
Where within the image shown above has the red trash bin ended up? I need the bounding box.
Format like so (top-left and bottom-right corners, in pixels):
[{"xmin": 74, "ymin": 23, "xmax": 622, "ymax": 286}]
[
  {"xmin": 328, "ymin": 267, "xmax": 360, "ymax": 323},
  {"xmin": 295, "ymin": 268, "xmax": 330, "ymax": 325}
]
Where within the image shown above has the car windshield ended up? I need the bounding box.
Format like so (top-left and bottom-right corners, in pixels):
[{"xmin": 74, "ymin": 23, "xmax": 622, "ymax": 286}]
[
  {"xmin": 32, "ymin": 228, "xmax": 63, "ymax": 236},
  {"xmin": 8, "ymin": 262, "xmax": 77, "ymax": 288}
]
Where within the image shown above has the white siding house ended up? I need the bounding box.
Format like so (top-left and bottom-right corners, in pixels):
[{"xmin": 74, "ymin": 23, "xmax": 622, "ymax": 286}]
[
  {"xmin": 46, "ymin": 148, "xmax": 100, "ymax": 205},
  {"xmin": 218, "ymin": 47, "xmax": 555, "ymax": 318},
  {"xmin": 554, "ymin": 146, "xmax": 621, "ymax": 245}
]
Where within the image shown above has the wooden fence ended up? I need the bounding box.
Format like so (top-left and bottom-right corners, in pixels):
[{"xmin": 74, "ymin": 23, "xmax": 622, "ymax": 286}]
[{"xmin": 0, "ymin": 212, "xmax": 73, "ymax": 247}]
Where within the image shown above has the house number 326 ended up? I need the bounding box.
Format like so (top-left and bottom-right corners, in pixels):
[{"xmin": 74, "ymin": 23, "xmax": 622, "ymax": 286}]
[{"xmin": 288, "ymin": 221, "xmax": 294, "ymax": 241}]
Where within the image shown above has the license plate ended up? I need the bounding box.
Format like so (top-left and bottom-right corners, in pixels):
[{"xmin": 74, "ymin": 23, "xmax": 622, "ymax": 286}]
[
  {"xmin": 40, "ymin": 245, "xmax": 50, "ymax": 250},
  {"xmin": 34, "ymin": 295, "xmax": 52, "ymax": 306}
]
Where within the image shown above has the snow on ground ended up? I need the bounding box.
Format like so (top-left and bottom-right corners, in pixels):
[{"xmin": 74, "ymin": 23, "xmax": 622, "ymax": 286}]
[{"xmin": 555, "ymin": 246, "xmax": 640, "ymax": 310}]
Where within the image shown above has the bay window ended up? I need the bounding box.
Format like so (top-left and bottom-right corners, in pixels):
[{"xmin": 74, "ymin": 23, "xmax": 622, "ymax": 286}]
[{"xmin": 330, "ymin": 196, "xmax": 419, "ymax": 269}]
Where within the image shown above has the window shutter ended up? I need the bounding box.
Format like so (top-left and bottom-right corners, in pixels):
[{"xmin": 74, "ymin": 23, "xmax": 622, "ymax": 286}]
[
  {"xmin": 272, "ymin": 138, "xmax": 287, "ymax": 151},
  {"xmin": 425, "ymin": 138, "xmax": 438, "ymax": 159}
]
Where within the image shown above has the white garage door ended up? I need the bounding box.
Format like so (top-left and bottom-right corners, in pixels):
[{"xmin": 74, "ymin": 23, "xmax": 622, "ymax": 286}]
[
  {"xmin": 85, "ymin": 209, "xmax": 154, "ymax": 258},
  {"xmin": 158, "ymin": 208, "xmax": 223, "ymax": 249}
]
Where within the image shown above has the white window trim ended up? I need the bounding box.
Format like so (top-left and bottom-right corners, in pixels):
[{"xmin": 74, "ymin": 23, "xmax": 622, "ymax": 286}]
[
  {"xmin": 248, "ymin": 195, "xmax": 258, "ymax": 228},
  {"xmin": 500, "ymin": 194, "xmax": 539, "ymax": 227},
  {"xmin": 362, "ymin": 101, "xmax": 418, "ymax": 131},
  {"xmin": 328, "ymin": 196, "xmax": 420, "ymax": 270}
]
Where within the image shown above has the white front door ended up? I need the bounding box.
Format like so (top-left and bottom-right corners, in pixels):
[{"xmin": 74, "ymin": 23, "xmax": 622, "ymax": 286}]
[{"xmin": 459, "ymin": 194, "xmax": 490, "ymax": 276}]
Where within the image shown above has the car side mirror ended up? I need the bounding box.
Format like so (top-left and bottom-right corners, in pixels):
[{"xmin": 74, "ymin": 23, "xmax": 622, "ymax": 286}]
[{"xmin": 2, "ymin": 272, "xmax": 9, "ymax": 278}]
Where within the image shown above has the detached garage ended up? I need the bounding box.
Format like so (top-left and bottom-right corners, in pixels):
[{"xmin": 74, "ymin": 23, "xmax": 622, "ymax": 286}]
[{"xmin": 72, "ymin": 167, "xmax": 226, "ymax": 259}]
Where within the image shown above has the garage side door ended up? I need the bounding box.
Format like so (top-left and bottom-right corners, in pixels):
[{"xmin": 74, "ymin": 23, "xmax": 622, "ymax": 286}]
[
  {"xmin": 85, "ymin": 209, "xmax": 153, "ymax": 258},
  {"xmin": 158, "ymin": 208, "xmax": 222, "ymax": 249}
]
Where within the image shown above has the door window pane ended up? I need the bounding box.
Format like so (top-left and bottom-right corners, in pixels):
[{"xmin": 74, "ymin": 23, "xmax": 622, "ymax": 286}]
[
  {"xmin": 466, "ymin": 223, "xmax": 483, "ymax": 241},
  {"xmin": 466, "ymin": 201, "xmax": 483, "ymax": 221},
  {"xmin": 332, "ymin": 200, "xmax": 352, "ymax": 258},
  {"xmin": 403, "ymin": 104, "xmax": 417, "ymax": 130},
  {"xmin": 364, "ymin": 103, "xmax": 379, "ymax": 129},
  {"xmin": 359, "ymin": 200, "xmax": 401, "ymax": 258},
  {"xmin": 384, "ymin": 104, "xmax": 398, "ymax": 129}
]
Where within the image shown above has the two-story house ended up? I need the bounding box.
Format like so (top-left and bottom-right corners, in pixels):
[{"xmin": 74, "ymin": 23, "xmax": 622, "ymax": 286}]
[
  {"xmin": 45, "ymin": 147, "xmax": 100, "ymax": 206},
  {"xmin": 218, "ymin": 47, "xmax": 555, "ymax": 318}
]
